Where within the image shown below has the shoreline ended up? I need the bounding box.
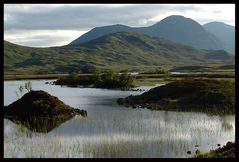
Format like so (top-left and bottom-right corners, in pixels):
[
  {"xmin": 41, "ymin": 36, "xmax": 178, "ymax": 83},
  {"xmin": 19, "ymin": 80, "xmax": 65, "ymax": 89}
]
[
  {"xmin": 4, "ymin": 73, "xmax": 93, "ymax": 81},
  {"xmin": 118, "ymin": 102, "xmax": 235, "ymax": 115},
  {"xmin": 4, "ymin": 72, "xmax": 235, "ymax": 81}
]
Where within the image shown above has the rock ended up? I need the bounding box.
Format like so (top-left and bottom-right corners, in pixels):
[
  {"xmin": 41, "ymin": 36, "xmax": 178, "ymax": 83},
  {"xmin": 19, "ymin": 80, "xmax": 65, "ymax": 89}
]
[
  {"xmin": 78, "ymin": 109, "xmax": 87, "ymax": 117},
  {"xmin": 117, "ymin": 98, "xmax": 125, "ymax": 105},
  {"xmin": 187, "ymin": 151, "xmax": 191, "ymax": 154},
  {"xmin": 226, "ymin": 141, "xmax": 233, "ymax": 147},
  {"xmin": 217, "ymin": 144, "xmax": 221, "ymax": 147}
]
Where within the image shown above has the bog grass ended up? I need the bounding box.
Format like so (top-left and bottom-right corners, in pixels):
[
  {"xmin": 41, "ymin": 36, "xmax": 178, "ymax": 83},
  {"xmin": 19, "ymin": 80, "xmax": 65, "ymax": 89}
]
[{"xmin": 4, "ymin": 110, "xmax": 235, "ymax": 158}]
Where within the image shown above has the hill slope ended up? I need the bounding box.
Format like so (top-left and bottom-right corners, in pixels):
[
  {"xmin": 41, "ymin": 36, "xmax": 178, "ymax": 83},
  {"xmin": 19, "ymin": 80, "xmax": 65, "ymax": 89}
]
[
  {"xmin": 4, "ymin": 32, "xmax": 234, "ymax": 75},
  {"xmin": 70, "ymin": 24, "xmax": 135, "ymax": 45},
  {"xmin": 69, "ymin": 15, "xmax": 228, "ymax": 52},
  {"xmin": 203, "ymin": 22, "xmax": 235, "ymax": 54},
  {"xmin": 143, "ymin": 15, "xmax": 224, "ymax": 50}
]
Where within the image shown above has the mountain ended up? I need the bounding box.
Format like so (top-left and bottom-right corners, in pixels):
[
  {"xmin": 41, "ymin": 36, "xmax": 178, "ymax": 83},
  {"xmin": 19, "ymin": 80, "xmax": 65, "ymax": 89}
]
[
  {"xmin": 203, "ymin": 22, "xmax": 235, "ymax": 54},
  {"xmin": 69, "ymin": 15, "xmax": 226, "ymax": 52},
  {"xmin": 4, "ymin": 32, "xmax": 233, "ymax": 75},
  {"xmin": 142, "ymin": 15, "xmax": 224, "ymax": 50},
  {"xmin": 70, "ymin": 24, "xmax": 135, "ymax": 45}
]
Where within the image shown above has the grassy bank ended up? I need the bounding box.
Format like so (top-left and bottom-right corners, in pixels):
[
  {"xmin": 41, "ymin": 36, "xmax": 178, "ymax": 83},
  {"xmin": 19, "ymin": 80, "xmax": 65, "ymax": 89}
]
[
  {"xmin": 118, "ymin": 78, "xmax": 235, "ymax": 114},
  {"xmin": 4, "ymin": 72, "xmax": 234, "ymax": 82},
  {"xmin": 195, "ymin": 142, "xmax": 235, "ymax": 158},
  {"xmin": 4, "ymin": 73, "xmax": 93, "ymax": 81}
]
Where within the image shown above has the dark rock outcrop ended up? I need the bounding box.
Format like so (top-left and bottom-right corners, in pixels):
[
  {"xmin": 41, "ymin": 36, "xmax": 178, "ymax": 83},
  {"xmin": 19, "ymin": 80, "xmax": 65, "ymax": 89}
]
[{"xmin": 4, "ymin": 90, "xmax": 87, "ymax": 132}]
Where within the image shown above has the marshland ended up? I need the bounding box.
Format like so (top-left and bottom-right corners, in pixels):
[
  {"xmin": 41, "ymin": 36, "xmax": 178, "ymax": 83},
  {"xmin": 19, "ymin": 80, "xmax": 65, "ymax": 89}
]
[
  {"xmin": 4, "ymin": 4, "xmax": 235, "ymax": 158},
  {"xmin": 4, "ymin": 79, "xmax": 235, "ymax": 158}
]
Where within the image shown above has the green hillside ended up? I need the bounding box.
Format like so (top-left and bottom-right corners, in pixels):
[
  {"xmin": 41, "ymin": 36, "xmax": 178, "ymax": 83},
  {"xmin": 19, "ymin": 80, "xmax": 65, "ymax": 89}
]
[{"xmin": 4, "ymin": 32, "xmax": 234, "ymax": 75}]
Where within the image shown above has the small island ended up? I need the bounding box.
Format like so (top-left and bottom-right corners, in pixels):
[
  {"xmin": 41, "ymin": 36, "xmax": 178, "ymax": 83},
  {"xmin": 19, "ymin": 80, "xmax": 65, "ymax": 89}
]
[
  {"xmin": 4, "ymin": 90, "xmax": 87, "ymax": 132},
  {"xmin": 117, "ymin": 78, "xmax": 235, "ymax": 114},
  {"xmin": 54, "ymin": 70, "xmax": 135, "ymax": 90}
]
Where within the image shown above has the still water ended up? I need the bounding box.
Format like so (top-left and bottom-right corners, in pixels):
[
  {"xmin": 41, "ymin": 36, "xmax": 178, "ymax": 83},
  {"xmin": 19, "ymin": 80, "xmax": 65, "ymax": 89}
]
[{"xmin": 4, "ymin": 80, "xmax": 235, "ymax": 158}]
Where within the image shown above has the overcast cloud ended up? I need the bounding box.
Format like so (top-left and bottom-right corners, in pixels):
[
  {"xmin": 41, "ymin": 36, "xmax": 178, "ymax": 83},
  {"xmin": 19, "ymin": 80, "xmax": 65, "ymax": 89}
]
[{"xmin": 4, "ymin": 4, "xmax": 235, "ymax": 47}]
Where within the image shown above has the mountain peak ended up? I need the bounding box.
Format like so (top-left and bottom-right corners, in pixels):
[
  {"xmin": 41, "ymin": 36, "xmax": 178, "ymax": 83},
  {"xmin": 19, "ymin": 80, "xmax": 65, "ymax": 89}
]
[
  {"xmin": 204, "ymin": 21, "xmax": 230, "ymax": 26},
  {"xmin": 147, "ymin": 15, "xmax": 223, "ymax": 50},
  {"xmin": 68, "ymin": 15, "xmax": 233, "ymax": 53},
  {"xmin": 155, "ymin": 15, "xmax": 199, "ymax": 26},
  {"xmin": 69, "ymin": 24, "xmax": 132, "ymax": 45},
  {"xmin": 203, "ymin": 21, "xmax": 234, "ymax": 29}
]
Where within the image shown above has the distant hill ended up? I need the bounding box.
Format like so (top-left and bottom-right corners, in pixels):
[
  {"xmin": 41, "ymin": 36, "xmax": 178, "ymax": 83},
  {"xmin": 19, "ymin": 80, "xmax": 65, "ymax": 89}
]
[
  {"xmin": 69, "ymin": 15, "xmax": 228, "ymax": 52},
  {"xmin": 69, "ymin": 24, "xmax": 135, "ymax": 45},
  {"xmin": 203, "ymin": 22, "xmax": 235, "ymax": 54},
  {"xmin": 4, "ymin": 32, "xmax": 234, "ymax": 75}
]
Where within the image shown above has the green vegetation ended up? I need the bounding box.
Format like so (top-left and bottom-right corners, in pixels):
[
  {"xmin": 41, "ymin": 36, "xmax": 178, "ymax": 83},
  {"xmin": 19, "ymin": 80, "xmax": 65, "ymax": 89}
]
[
  {"xmin": 140, "ymin": 67, "xmax": 170, "ymax": 74},
  {"xmin": 171, "ymin": 64, "xmax": 235, "ymax": 73},
  {"xmin": 4, "ymin": 32, "xmax": 234, "ymax": 75},
  {"xmin": 118, "ymin": 78, "xmax": 235, "ymax": 114},
  {"xmin": 4, "ymin": 90, "xmax": 87, "ymax": 132},
  {"xmin": 195, "ymin": 142, "xmax": 235, "ymax": 158},
  {"xmin": 54, "ymin": 70, "xmax": 135, "ymax": 89}
]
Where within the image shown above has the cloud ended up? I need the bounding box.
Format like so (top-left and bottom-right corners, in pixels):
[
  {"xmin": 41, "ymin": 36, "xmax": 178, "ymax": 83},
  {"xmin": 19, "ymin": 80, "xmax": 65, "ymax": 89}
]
[
  {"xmin": 4, "ymin": 4, "xmax": 235, "ymax": 47},
  {"xmin": 4, "ymin": 29, "xmax": 87, "ymax": 47},
  {"xmin": 4, "ymin": 4, "xmax": 162, "ymax": 30}
]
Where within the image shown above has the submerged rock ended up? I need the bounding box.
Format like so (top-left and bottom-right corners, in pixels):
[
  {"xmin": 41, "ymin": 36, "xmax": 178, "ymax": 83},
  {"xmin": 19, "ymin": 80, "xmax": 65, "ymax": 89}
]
[
  {"xmin": 4, "ymin": 90, "xmax": 87, "ymax": 132},
  {"xmin": 117, "ymin": 98, "xmax": 125, "ymax": 105}
]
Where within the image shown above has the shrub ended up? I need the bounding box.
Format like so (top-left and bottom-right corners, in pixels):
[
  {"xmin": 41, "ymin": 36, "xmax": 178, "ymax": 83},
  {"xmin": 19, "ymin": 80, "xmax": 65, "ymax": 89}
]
[{"xmin": 55, "ymin": 70, "xmax": 135, "ymax": 89}]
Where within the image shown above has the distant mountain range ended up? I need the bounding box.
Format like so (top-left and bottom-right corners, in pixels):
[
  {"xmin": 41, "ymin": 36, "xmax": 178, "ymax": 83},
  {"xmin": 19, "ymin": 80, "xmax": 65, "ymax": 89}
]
[
  {"xmin": 4, "ymin": 32, "xmax": 234, "ymax": 75},
  {"xmin": 203, "ymin": 22, "xmax": 235, "ymax": 54},
  {"xmin": 69, "ymin": 15, "xmax": 234, "ymax": 54}
]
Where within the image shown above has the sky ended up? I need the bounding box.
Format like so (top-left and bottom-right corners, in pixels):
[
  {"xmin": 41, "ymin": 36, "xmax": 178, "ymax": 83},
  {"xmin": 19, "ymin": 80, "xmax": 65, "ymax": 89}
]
[{"xmin": 4, "ymin": 4, "xmax": 235, "ymax": 47}]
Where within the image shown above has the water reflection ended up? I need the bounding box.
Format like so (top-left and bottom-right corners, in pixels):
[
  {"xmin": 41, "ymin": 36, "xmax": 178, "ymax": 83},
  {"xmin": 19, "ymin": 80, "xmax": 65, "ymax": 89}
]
[
  {"xmin": 4, "ymin": 80, "xmax": 235, "ymax": 158},
  {"xmin": 220, "ymin": 116, "xmax": 234, "ymax": 132},
  {"xmin": 5, "ymin": 114, "xmax": 86, "ymax": 133}
]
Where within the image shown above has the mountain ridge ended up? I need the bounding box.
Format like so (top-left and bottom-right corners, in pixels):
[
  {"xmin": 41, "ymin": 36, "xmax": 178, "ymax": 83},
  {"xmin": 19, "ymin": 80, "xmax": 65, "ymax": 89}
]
[
  {"xmin": 203, "ymin": 22, "xmax": 235, "ymax": 54},
  {"xmin": 4, "ymin": 32, "xmax": 234, "ymax": 75},
  {"xmin": 69, "ymin": 15, "xmax": 234, "ymax": 53}
]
